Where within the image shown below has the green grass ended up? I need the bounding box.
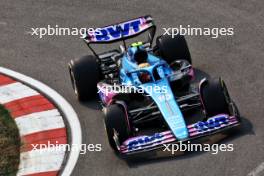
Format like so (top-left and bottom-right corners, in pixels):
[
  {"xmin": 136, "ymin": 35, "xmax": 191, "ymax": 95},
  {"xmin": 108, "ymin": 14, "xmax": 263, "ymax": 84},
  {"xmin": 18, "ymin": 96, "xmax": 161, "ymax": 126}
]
[{"xmin": 0, "ymin": 104, "xmax": 20, "ymax": 176}]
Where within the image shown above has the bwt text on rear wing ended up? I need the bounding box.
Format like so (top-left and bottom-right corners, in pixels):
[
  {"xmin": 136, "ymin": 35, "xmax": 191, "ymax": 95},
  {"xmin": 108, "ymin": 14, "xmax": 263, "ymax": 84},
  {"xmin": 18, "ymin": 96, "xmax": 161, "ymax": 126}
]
[{"xmin": 83, "ymin": 15, "xmax": 156, "ymax": 44}]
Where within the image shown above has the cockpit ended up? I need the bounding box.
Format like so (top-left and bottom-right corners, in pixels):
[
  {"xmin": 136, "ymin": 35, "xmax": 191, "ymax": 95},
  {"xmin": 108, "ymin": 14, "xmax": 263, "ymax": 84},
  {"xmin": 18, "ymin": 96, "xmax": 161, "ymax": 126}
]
[{"xmin": 127, "ymin": 42, "xmax": 151, "ymax": 68}]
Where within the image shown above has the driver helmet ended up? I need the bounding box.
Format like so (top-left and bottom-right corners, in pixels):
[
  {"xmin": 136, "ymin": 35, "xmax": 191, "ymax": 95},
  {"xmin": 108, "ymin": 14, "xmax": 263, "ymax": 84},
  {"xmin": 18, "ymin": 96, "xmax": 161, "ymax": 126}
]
[{"xmin": 128, "ymin": 42, "xmax": 148, "ymax": 64}]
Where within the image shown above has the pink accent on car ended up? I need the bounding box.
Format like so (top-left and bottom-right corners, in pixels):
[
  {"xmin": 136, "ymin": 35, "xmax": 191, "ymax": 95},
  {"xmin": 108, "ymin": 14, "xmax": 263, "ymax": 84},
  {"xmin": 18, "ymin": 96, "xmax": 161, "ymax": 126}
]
[
  {"xmin": 114, "ymin": 101, "xmax": 131, "ymax": 131},
  {"xmin": 188, "ymin": 67, "xmax": 195, "ymax": 80},
  {"xmin": 97, "ymin": 82, "xmax": 117, "ymax": 105}
]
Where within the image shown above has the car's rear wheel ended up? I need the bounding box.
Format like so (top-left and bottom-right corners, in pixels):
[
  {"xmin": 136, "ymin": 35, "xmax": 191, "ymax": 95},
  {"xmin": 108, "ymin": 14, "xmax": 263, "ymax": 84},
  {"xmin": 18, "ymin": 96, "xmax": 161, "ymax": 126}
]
[
  {"xmin": 68, "ymin": 55, "xmax": 100, "ymax": 101},
  {"xmin": 155, "ymin": 34, "xmax": 192, "ymax": 64},
  {"xmin": 200, "ymin": 78, "xmax": 231, "ymax": 117},
  {"xmin": 104, "ymin": 104, "xmax": 130, "ymax": 152}
]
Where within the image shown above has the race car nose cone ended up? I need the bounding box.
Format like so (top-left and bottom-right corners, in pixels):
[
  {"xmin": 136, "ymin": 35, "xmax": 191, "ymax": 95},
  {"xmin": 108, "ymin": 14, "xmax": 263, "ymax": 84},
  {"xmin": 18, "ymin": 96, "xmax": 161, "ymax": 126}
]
[{"xmin": 142, "ymin": 79, "xmax": 189, "ymax": 140}]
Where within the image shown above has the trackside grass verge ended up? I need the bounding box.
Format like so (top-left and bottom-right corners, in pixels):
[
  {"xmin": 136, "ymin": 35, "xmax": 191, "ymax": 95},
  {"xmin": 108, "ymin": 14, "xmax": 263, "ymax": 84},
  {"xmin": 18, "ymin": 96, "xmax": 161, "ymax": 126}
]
[{"xmin": 0, "ymin": 104, "xmax": 20, "ymax": 176}]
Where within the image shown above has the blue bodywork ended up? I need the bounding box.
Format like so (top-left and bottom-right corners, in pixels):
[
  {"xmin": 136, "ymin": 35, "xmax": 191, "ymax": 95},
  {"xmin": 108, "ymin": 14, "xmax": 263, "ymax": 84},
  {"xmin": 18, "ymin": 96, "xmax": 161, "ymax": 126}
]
[{"xmin": 119, "ymin": 46, "xmax": 189, "ymax": 140}]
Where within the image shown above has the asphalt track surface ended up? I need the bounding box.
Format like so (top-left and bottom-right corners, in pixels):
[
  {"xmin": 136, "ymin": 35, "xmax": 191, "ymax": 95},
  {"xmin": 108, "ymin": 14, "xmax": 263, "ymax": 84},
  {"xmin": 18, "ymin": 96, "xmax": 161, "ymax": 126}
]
[{"xmin": 1, "ymin": 0, "xmax": 264, "ymax": 176}]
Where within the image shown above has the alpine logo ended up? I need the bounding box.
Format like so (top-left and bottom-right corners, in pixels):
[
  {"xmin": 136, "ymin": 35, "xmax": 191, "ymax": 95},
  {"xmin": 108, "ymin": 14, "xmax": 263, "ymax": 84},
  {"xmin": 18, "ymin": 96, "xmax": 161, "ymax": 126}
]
[{"xmin": 194, "ymin": 115, "xmax": 229, "ymax": 132}]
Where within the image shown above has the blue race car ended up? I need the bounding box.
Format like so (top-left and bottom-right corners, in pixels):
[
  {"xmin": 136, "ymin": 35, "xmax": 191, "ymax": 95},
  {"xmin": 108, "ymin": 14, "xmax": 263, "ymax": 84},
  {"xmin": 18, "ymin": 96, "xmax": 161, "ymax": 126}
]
[{"xmin": 68, "ymin": 16, "xmax": 241, "ymax": 155}]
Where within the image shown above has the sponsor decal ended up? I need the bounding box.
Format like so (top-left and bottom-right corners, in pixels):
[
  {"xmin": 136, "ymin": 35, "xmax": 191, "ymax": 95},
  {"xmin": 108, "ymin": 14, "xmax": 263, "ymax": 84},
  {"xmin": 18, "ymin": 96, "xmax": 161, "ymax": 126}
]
[
  {"xmin": 86, "ymin": 16, "xmax": 153, "ymax": 42},
  {"xmin": 95, "ymin": 19, "xmax": 141, "ymax": 41},
  {"xmin": 194, "ymin": 115, "xmax": 229, "ymax": 132},
  {"xmin": 157, "ymin": 94, "xmax": 173, "ymax": 102},
  {"xmin": 127, "ymin": 133, "xmax": 164, "ymax": 150}
]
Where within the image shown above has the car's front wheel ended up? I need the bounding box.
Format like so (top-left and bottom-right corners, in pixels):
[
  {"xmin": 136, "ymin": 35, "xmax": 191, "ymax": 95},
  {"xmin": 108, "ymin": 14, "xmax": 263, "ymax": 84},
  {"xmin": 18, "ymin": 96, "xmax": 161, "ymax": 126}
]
[
  {"xmin": 200, "ymin": 78, "xmax": 231, "ymax": 117},
  {"xmin": 104, "ymin": 104, "xmax": 130, "ymax": 152}
]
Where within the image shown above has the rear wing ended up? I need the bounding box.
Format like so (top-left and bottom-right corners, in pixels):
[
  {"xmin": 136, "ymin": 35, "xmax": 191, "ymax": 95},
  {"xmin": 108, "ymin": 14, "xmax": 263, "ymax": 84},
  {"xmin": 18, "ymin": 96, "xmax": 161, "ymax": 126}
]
[{"xmin": 83, "ymin": 15, "xmax": 155, "ymax": 44}]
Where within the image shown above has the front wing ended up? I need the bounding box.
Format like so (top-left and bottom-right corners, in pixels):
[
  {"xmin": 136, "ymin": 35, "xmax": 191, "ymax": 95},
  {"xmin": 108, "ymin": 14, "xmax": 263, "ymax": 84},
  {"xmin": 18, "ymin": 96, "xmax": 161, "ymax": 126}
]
[{"xmin": 119, "ymin": 114, "xmax": 240, "ymax": 155}]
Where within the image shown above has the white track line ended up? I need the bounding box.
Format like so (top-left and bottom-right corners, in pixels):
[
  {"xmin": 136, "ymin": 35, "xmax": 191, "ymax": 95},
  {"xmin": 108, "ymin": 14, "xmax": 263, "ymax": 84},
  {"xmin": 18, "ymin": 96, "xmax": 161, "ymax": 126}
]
[
  {"xmin": 0, "ymin": 82, "xmax": 39, "ymax": 104},
  {"xmin": 15, "ymin": 109, "xmax": 65, "ymax": 136},
  {"xmin": 0, "ymin": 67, "xmax": 82, "ymax": 176},
  {"xmin": 248, "ymin": 162, "xmax": 264, "ymax": 176}
]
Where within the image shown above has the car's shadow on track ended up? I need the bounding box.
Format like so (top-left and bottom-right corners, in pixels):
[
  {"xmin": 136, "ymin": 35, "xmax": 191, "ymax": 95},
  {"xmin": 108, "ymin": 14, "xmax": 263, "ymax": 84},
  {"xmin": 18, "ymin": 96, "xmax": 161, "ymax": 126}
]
[
  {"xmin": 79, "ymin": 99, "xmax": 102, "ymax": 110},
  {"xmin": 123, "ymin": 116, "xmax": 253, "ymax": 167}
]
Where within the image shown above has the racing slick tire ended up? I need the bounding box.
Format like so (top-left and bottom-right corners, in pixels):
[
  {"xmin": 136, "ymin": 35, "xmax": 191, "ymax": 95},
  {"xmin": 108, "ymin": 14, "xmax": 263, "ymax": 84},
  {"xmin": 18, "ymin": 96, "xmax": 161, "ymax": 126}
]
[
  {"xmin": 200, "ymin": 78, "xmax": 231, "ymax": 117},
  {"xmin": 68, "ymin": 55, "xmax": 100, "ymax": 101},
  {"xmin": 104, "ymin": 104, "xmax": 130, "ymax": 152},
  {"xmin": 155, "ymin": 34, "xmax": 192, "ymax": 64}
]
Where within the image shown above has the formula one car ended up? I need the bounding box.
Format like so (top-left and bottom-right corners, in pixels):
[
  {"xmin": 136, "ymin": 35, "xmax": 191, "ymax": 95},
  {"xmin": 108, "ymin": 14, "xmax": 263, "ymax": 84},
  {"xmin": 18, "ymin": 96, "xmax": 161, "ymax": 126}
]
[{"xmin": 68, "ymin": 16, "xmax": 241, "ymax": 155}]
